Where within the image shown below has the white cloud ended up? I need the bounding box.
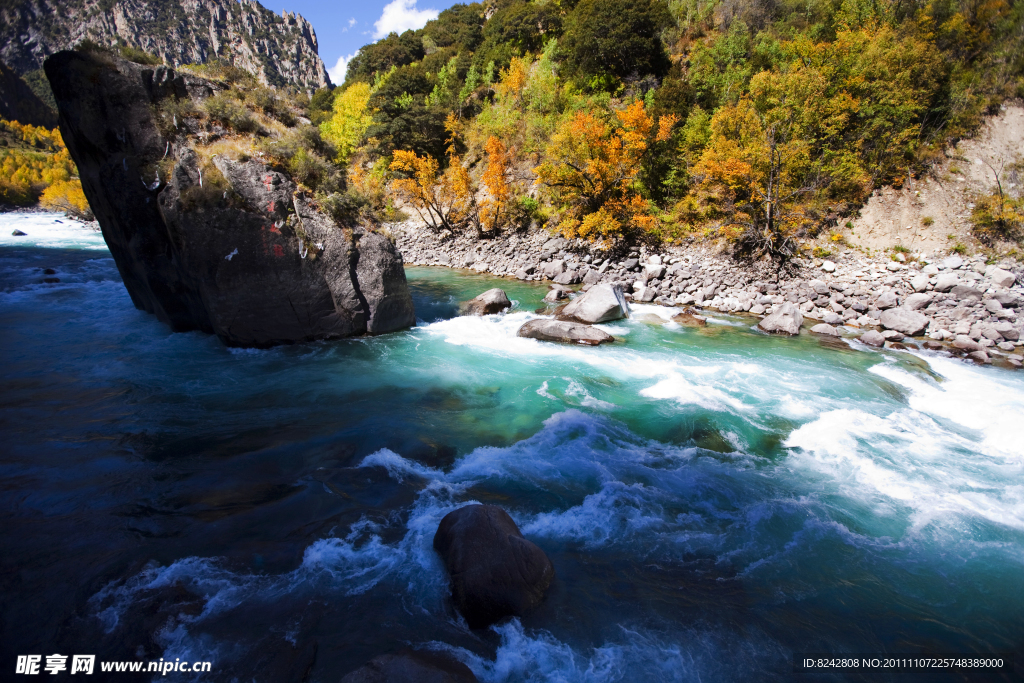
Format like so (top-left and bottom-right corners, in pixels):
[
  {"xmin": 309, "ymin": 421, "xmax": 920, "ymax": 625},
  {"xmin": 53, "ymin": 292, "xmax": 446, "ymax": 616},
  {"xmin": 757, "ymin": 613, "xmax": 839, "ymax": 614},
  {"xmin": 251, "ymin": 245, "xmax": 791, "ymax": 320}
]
[
  {"xmin": 348, "ymin": 17, "xmax": 357, "ymax": 27},
  {"xmin": 328, "ymin": 52, "xmax": 359, "ymax": 84},
  {"xmin": 373, "ymin": 0, "xmax": 438, "ymax": 40}
]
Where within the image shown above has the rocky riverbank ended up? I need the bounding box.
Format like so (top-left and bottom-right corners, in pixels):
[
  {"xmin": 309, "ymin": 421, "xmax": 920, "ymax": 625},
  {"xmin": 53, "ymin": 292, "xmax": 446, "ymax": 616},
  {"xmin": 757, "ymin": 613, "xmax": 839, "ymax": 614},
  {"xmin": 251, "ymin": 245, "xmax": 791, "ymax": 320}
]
[{"xmin": 392, "ymin": 222, "xmax": 1024, "ymax": 367}]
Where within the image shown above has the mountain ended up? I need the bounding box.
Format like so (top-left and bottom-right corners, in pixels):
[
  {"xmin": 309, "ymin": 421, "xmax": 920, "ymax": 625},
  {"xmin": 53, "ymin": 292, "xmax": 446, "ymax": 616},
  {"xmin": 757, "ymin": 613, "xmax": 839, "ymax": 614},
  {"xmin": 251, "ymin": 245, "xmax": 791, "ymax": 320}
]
[{"xmin": 0, "ymin": 0, "xmax": 330, "ymax": 91}]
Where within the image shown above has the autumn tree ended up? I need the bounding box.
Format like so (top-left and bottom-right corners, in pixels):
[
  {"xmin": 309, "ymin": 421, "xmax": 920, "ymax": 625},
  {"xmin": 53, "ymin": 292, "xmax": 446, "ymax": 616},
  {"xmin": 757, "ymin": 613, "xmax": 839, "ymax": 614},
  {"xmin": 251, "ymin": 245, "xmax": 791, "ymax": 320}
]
[
  {"xmin": 535, "ymin": 100, "xmax": 677, "ymax": 242},
  {"xmin": 320, "ymin": 82, "xmax": 375, "ymax": 164},
  {"xmin": 389, "ymin": 115, "xmax": 475, "ymax": 233},
  {"xmin": 479, "ymin": 135, "xmax": 514, "ymax": 233},
  {"xmin": 687, "ymin": 96, "xmax": 815, "ymax": 257}
]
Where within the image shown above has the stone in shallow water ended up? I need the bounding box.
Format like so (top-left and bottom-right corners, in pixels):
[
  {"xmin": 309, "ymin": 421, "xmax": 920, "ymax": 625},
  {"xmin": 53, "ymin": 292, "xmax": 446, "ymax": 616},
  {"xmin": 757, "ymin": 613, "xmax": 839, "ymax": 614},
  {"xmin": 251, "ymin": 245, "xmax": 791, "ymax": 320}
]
[
  {"xmin": 11, "ymin": 229, "xmax": 27, "ymax": 236},
  {"xmin": 860, "ymin": 330, "xmax": 885, "ymax": 347},
  {"xmin": 953, "ymin": 335, "xmax": 981, "ymax": 351},
  {"xmin": 558, "ymin": 283, "xmax": 629, "ymax": 323},
  {"xmin": 968, "ymin": 350, "xmax": 991, "ymax": 364},
  {"xmin": 517, "ymin": 319, "xmax": 614, "ymax": 345},
  {"xmin": 433, "ymin": 504, "xmax": 554, "ymax": 629},
  {"xmin": 672, "ymin": 308, "xmax": 707, "ymax": 326},
  {"xmin": 462, "ymin": 288, "xmax": 511, "ymax": 315},
  {"xmin": 543, "ymin": 288, "xmax": 566, "ymax": 303},
  {"xmin": 757, "ymin": 302, "xmax": 803, "ymax": 335}
]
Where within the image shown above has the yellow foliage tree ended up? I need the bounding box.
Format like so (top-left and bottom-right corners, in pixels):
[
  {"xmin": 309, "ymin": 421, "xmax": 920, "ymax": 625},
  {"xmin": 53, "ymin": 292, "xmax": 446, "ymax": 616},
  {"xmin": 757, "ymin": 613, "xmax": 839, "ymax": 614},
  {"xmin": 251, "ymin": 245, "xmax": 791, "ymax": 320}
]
[
  {"xmin": 0, "ymin": 119, "xmax": 78, "ymax": 207},
  {"xmin": 390, "ymin": 151, "xmax": 475, "ymax": 232},
  {"xmin": 534, "ymin": 100, "xmax": 676, "ymax": 242},
  {"xmin": 320, "ymin": 82, "xmax": 374, "ymax": 164},
  {"xmin": 479, "ymin": 136, "xmax": 514, "ymax": 233},
  {"xmin": 390, "ymin": 116, "xmax": 475, "ymax": 232},
  {"xmin": 40, "ymin": 179, "xmax": 93, "ymax": 220},
  {"xmin": 686, "ymin": 96, "xmax": 814, "ymax": 257},
  {"xmin": 494, "ymin": 56, "xmax": 530, "ymax": 102}
]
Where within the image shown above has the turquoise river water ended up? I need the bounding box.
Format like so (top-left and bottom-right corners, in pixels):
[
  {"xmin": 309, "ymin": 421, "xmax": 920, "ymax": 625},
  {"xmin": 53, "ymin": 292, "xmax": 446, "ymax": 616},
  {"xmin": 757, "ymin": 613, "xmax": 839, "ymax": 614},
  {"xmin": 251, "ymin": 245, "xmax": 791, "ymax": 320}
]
[{"xmin": 0, "ymin": 213, "xmax": 1022, "ymax": 682}]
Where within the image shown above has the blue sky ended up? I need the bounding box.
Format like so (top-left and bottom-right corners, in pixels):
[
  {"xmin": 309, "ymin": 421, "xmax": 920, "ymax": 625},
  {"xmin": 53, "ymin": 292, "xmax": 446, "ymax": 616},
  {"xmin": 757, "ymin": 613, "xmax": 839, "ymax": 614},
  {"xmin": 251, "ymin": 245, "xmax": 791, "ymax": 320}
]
[{"xmin": 266, "ymin": 0, "xmax": 463, "ymax": 85}]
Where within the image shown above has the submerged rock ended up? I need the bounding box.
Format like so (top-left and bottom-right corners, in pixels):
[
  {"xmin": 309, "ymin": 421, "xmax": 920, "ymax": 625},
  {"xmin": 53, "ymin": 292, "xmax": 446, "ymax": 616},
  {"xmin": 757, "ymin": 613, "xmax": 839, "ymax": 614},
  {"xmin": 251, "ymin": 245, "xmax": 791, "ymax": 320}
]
[
  {"xmin": 340, "ymin": 650, "xmax": 478, "ymax": 683},
  {"xmin": 433, "ymin": 504, "xmax": 555, "ymax": 629},
  {"xmin": 860, "ymin": 330, "xmax": 885, "ymax": 347},
  {"xmin": 462, "ymin": 288, "xmax": 511, "ymax": 315},
  {"xmin": 44, "ymin": 50, "xmax": 414, "ymax": 347},
  {"xmin": 672, "ymin": 308, "xmax": 707, "ymax": 326},
  {"xmin": 543, "ymin": 288, "xmax": 566, "ymax": 303},
  {"xmin": 757, "ymin": 302, "xmax": 803, "ymax": 335},
  {"xmin": 517, "ymin": 319, "xmax": 614, "ymax": 346},
  {"xmin": 810, "ymin": 323, "xmax": 841, "ymax": 336},
  {"xmin": 558, "ymin": 283, "xmax": 629, "ymax": 324}
]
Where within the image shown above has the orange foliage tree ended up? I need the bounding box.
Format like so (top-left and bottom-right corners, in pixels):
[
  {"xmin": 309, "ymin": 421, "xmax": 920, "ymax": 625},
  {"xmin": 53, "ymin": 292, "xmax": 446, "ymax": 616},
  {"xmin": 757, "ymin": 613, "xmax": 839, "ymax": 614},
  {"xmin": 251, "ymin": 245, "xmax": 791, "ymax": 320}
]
[
  {"xmin": 534, "ymin": 100, "xmax": 677, "ymax": 242},
  {"xmin": 389, "ymin": 114, "xmax": 475, "ymax": 232},
  {"xmin": 686, "ymin": 95, "xmax": 816, "ymax": 258},
  {"xmin": 478, "ymin": 136, "xmax": 514, "ymax": 233}
]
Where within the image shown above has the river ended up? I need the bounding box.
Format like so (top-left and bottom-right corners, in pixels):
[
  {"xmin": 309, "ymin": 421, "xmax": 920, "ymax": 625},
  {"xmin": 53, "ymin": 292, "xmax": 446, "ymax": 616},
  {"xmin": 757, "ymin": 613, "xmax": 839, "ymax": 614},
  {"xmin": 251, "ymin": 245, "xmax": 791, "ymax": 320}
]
[{"xmin": 1, "ymin": 213, "xmax": 1021, "ymax": 681}]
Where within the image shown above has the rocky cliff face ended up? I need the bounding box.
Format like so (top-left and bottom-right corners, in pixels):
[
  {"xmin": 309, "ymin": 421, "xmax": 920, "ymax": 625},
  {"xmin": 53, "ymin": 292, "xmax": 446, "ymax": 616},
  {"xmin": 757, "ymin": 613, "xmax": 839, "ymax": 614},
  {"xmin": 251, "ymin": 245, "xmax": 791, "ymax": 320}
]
[
  {"xmin": 5, "ymin": 0, "xmax": 329, "ymax": 90},
  {"xmin": 44, "ymin": 49, "xmax": 414, "ymax": 347}
]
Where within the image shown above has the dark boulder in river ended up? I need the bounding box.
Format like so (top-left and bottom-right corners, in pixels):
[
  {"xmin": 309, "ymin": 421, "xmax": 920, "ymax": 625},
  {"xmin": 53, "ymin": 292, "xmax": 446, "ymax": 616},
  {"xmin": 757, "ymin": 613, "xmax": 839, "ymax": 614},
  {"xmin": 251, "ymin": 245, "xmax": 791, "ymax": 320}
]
[
  {"xmin": 433, "ymin": 504, "xmax": 554, "ymax": 629},
  {"xmin": 340, "ymin": 649, "xmax": 478, "ymax": 683},
  {"xmin": 43, "ymin": 50, "xmax": 414, "ymax": 347}
]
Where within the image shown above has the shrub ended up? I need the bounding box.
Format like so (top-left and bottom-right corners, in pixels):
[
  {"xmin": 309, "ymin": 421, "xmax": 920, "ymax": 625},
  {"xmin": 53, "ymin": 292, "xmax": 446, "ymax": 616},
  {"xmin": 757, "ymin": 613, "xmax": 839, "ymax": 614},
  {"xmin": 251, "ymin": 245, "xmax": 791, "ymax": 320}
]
[
  {"xmin": 971, "ymin": 190, "xmax": 1023, "ymax": 243},
  {"xmin": 179, "ymin": 161, "xmax": 231, "ymax": 211},
  {"xmin": 202, "ymin": 92, "xmax": 261, "ymax": 133},
  {"xmin": 951, "ymin": 242, "xmax": 967, "ymax": 255},
  {"xmin": 40, "ymin": 179, "xmax": 93, "ymax": 219},
  {"xmin": 922, "ymin": 216, "xmax": 934, "ymax": 226},
  {"xmin": 153, "ymin": 96, "xmax": 198, "ymax": 137},
  {"xmin": 0, "ymin": 177, "xmax": 34, "ymax": 205},
  {"xmin": 390, "ymin": 149, "xmax": 475, "ymax": 232},
  {"xmin": 118, "ymin": 45, "xmax": 162, "ymax": 65}
]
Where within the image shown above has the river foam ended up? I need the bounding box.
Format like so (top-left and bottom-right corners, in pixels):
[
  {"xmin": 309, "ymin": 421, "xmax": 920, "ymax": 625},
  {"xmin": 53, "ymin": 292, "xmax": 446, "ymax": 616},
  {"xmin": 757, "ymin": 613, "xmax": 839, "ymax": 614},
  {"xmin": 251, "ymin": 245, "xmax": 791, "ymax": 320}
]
[{"xmin": 0, "ymin": 212, "xmax": 106, "ymax": 250}]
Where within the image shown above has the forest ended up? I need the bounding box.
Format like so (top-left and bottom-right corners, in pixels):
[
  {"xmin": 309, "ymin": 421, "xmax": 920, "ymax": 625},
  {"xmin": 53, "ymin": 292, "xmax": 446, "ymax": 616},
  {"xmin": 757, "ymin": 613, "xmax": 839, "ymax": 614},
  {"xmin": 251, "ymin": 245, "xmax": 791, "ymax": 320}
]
[
  {"xmin": 0, "ymin": 118, "xmax": 91, "ymax": 219},
  {"xmin": 310, "ymin": 0, "xmax": 1024, "ymax": 256},
  {"xmin": 2, "ymin": 0, "xmax": 1022, "ymax": 256}
]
